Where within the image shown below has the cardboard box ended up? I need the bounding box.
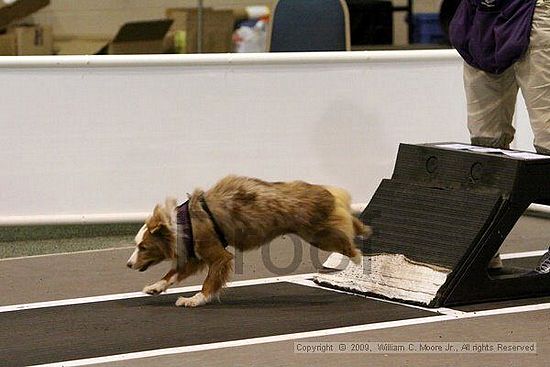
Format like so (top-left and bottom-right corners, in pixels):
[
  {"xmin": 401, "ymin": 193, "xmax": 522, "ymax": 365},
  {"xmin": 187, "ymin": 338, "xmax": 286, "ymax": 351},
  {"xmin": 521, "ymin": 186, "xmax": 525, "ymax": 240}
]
[
  {"xmin": 166, "ymin": 8, "xmax": 234, "ymax": 53},
  {"xmin": 0, "ymin": 0, "xmax": 50, "ymax": 30},
  {"xmin": 107, "ymin": 19, "xmax": 173, "ymax": 55},
  {"xmin": 14, "ymin": 24, "xmax": 52, "ymax": 54},
  {"xmin": 0, "ymin": 24, "xmax": 52, "ymax": 55},
  {"xmin": 0, "ymin": 31, "xmax": 16, "ymax": 55},
  {"xmin": 55, "ymin": 36, "xmax": 109, "ymax": 55}
]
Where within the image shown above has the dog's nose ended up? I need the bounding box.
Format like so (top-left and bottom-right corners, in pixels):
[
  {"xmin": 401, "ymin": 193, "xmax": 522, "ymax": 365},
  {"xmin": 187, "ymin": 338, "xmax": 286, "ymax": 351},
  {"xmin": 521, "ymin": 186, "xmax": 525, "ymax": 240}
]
[{"xmin": 126, "ymin": 262, "xmax": 133, "ymax": 269}]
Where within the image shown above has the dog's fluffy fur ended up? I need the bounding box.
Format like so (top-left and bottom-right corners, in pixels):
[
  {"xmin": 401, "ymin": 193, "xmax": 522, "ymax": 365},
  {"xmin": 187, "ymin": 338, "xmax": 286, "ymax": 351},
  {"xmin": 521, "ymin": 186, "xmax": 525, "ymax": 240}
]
[{"xmin": 127, "ymin": 175, "xmax": 371, "ymax": 307}]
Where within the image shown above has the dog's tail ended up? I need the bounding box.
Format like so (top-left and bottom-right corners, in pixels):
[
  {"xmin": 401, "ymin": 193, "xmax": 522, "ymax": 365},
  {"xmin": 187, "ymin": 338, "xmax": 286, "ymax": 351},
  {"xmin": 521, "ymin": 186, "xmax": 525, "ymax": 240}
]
[
  {"xmin": 324, "ymin": 186, "xmax": 352, "ymax": 209},
  {"xmin": 353, "ymin": 216, "xmax": 372, "ymax": 238}
]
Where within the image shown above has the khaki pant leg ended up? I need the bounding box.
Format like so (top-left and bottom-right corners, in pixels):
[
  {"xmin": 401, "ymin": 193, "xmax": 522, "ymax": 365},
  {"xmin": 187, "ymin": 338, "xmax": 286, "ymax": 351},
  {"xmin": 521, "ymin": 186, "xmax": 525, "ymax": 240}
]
[
  {"xmin": 515, "ymin": 0, "xmax": 550, "ymax": 155},
  {"xmin": 463, "ymin": 62, "xmax": 518, "ymax": 149}
]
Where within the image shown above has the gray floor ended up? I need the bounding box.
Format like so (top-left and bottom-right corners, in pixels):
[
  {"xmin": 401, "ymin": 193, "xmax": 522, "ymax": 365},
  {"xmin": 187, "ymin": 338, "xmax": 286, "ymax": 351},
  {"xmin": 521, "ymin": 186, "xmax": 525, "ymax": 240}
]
[
  {"xmin": 105, "ymin": 310, "xmax": 545, "ymax": 367},
  {"xmin": 0, "ymin": 235, "xmax": 330, "ymax": 305},
  {"xmin": 1, "ymin": 283, "xmax": 439, "ymax": 366},
  {"xmin": 0, "ymin": 215, "xmax": 548, "ymax": 367},
  {"xmin": 0, "ymin": 223, "xmax": 140, "ymax": 259}
]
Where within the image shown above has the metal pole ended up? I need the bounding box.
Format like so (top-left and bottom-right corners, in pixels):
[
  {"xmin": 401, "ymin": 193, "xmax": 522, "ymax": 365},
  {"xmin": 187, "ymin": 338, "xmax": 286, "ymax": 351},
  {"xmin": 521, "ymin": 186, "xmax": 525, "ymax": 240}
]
[
  {"xmin": 197, "ymin": 0, "xmax": 204, "ymax": 53},
  {"xmin": 408, "ymin": 0, "xmax": 413, "ymax": 44},
  {"xmin": 392, "ymin": 0, "xmax": 415, "ymax": 44}
]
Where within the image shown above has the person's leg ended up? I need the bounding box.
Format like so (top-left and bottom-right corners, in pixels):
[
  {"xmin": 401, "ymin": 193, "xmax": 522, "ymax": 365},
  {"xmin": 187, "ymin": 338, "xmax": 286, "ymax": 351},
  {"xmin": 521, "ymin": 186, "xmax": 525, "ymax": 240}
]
[
  {"xmin": 464, "ymin": 63, "xmax": 519, "ymax": 269},
  {"xmin": 516, "ymin": 0, "xmax": 550, "ymax": 155},
  {"xmin": 515, "ymin": 1, "xmax": 550, "ymax": 273},
  {"xmin": 464, "ymin": 63, "xmax": 519, "ymax": 149}
]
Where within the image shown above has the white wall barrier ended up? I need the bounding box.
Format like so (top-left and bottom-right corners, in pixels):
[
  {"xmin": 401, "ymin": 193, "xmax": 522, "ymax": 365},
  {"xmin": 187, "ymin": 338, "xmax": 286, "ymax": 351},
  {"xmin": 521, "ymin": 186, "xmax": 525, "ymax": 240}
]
[{"xmin": 0, "ymin": 51, "xmax": 534, "ymax": 224}]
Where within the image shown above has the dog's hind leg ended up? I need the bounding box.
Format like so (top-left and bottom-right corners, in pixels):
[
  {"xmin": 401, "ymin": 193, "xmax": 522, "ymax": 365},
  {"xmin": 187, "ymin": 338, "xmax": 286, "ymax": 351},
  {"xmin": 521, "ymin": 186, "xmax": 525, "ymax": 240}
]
[
  {"xmin": 202, "ymin": 252, "xmax": 233, "ymax": 299},
  {"xmin": 176, "ymin": 248, "xmax": 233, "ymax": 307},
  {"xmin": 309, "ymin": 228, "xmax": 362, "ymax": 265}
]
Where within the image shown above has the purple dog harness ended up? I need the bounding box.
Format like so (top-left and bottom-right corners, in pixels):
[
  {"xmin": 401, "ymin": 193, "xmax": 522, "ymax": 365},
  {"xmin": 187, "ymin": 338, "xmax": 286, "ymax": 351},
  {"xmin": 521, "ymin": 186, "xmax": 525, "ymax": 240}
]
[
  {"xmin": 175, "ymin": 196, "xmax": 229, "ymax": 271},
  {"xmin": 176, "ymin": 200, "xmax": 195, "ymax": 271},
  {"xmin": 449, "ymin": 0, "xmax": 537, "ymax": 74}
]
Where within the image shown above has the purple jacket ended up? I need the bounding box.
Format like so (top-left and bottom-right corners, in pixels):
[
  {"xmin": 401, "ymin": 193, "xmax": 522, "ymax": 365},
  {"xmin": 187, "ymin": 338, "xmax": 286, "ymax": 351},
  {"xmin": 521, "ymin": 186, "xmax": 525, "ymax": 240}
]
[{"xmin": 449, "ymin": 0, "xmax": 537, "ymax": 74}]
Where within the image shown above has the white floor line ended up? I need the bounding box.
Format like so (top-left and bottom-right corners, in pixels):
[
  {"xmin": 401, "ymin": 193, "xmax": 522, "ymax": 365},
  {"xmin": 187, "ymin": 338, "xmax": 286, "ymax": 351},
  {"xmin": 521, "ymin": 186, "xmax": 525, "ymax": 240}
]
[
  {"xmin": 2, "ymin": 248, "xmax": 544, "ymax": 313},
  {"xmin": 0, "ymin": 246, "xmax": 134, "ymax": 262},
  {"xmin": 30, "ymin": 314, "xmax": 458, "ymax": 367},
  {"xmin": 0, "ymin": 273, "xmax": 316, "ymax": 313},
  {"xmin": 322, "ymin": 249, "xmax": 547, "ymax": 271},
  {"xmin": 501, "ymin": 249, "xmax": 547, "ymax": 260},
  {"xmin": 435, "ymin": 307, "xmax": 469, "ymax": 317},
  {"xmin": 289, "ymin": 278, "xmax": 469, "ymax": 317},
  {"xmin": 468, "ymin": 302, "xmax": 550, "ymax": 317},
  {"xmin": 29, "ymin": 300, "xmax": 550, "ymax": 367},
  {"xmin": 312, "ymin": 249, "xmax": 549, "ymax": 315},
  {"xmin": 1, "ymin": 243, "xmax": 544, "ymax": 264},
  {"xmin": 286, "ymin": 277, "xmax": 455, "ymax": 315}
]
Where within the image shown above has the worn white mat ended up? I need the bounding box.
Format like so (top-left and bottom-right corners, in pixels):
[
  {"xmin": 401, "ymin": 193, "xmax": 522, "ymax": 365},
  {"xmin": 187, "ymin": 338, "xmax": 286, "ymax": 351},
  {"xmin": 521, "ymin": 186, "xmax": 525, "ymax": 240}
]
[{"xmin": 315, "ymin": 253, "xmax": 451, "ymax": 305}]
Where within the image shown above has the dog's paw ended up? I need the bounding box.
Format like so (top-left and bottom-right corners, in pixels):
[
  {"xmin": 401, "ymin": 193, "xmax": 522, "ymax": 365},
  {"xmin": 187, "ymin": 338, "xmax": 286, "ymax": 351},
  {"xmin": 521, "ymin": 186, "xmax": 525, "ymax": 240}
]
[
  {"xmin": 143, "ymin": 280, "xmax": 167, "ymax": 295},
  {"xmin": 175, "ymin": 292, "xmax": 208, "ymax": 308}
]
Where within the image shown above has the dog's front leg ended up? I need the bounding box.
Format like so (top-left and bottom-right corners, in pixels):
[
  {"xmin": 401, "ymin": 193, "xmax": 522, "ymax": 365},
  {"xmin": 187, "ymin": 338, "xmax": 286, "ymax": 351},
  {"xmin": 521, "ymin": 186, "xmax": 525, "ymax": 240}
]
[
  {"xmin": 176, "ymin": 250, "xmax": 233, "ymax": 308},
  {"xmin": 143, "ymin": 260, "xmax": 204, "ymax": 296},
  {"xmin": 143, "ymin": 268, "xmax": 178, "ymax": 295}
]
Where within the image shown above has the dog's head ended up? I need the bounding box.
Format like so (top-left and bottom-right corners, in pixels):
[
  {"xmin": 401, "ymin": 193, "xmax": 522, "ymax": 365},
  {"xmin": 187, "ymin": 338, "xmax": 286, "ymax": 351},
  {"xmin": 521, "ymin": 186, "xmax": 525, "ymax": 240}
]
[{"xmin": 126, "ymin": 198, "xmax": 177, "ymax": 272}]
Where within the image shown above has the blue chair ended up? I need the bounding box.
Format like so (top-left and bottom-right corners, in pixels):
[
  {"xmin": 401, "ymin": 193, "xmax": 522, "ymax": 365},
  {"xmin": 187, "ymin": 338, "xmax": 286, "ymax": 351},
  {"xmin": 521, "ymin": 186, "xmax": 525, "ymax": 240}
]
[{"xmin": 267, "ymin": 0, "xmax": 351, "ymax": 52}]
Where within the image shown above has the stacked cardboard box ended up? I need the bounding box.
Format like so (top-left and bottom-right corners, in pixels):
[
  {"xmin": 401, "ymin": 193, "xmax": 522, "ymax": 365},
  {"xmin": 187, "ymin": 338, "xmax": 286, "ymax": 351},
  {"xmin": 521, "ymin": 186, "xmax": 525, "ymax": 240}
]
[
  {"xmin": 166, "ymin": 8, "xmax": 234, "ymax": 53},
  {"xmin": 0, "ymin": 0, "xmax": 52, "ymax": 55},
  {"xmin": 55, "ymin": 36, "xmax": 110, "ymax": 56},
  {"xmin": 106, "ymin": 19, "xmax": 174, "ymax": 55},
  {"xmin": 0, "ymin": 0, "xmax": 49, "ymax": 29},
  {"xmin": 101, "ymin": 8, "xmax": 234, "ymax": 55},
  {"xmin": 0, "ymin": 25, "xmax": 52, "ymax": 55}
]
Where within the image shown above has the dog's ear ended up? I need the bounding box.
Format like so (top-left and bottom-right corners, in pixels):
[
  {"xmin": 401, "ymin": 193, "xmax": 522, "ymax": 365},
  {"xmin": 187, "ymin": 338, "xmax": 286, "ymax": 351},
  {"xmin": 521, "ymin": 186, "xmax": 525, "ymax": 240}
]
[{"xmin": 147, "ymin": 204, "xmax": 170, "ymax": 234}]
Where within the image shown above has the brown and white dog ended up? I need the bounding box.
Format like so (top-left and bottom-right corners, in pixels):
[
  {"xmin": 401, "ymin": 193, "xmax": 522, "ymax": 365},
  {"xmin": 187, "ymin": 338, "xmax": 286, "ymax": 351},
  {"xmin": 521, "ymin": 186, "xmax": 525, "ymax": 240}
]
[{"xmin": 126, "ymin": 175, "xmax": 370, "ymax": 307}]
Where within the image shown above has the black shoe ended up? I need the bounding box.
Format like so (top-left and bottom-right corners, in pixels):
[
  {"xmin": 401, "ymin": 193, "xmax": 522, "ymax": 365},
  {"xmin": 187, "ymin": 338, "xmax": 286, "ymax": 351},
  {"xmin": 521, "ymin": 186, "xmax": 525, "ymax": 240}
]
[
  {"xmin": 534, "ymin": 249, "xmax": 550, "ymax": 274},
  {"xmin": 488, "ymin": 253, "xmax": 503, "ymax": 269}
]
